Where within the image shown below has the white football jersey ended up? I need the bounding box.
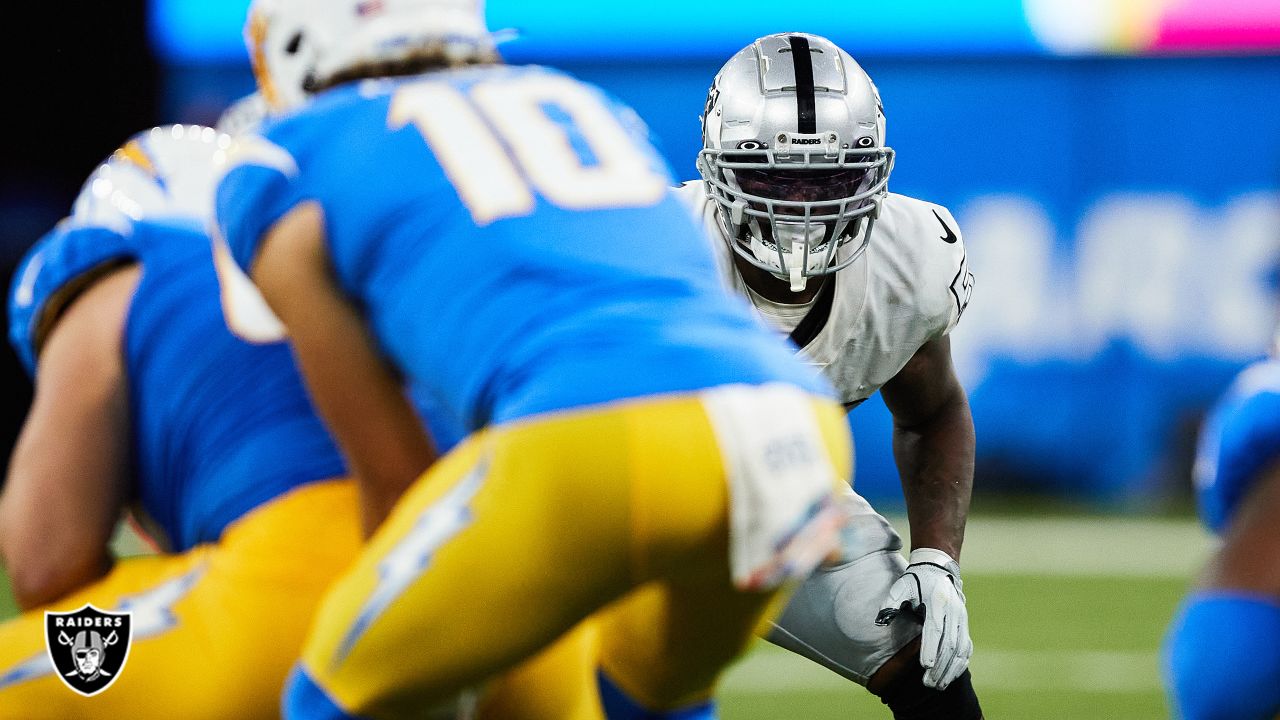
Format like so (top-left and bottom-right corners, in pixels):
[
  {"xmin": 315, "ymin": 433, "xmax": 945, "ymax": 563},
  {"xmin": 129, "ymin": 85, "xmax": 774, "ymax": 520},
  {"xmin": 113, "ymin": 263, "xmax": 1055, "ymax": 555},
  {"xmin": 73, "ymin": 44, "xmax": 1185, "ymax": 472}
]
[{"xmin": 676, "ymin": 181, "xmax": 973, "ymax": 405}]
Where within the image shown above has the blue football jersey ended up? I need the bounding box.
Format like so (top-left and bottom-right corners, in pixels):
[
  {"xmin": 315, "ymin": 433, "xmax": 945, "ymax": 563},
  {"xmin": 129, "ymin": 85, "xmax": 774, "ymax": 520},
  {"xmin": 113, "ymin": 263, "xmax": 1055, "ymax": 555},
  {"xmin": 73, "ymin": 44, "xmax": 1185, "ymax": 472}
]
[
  {"xmin": 217, "ymin": 64, "xmax": 831, "ymax": 436},
  {"xmin": 8, "ymin": 219, "xmax": 347, "ymax": 551},
  {"xmin": 1193, "ymin": 359, "xmax": 1280, "ymax": 534}
]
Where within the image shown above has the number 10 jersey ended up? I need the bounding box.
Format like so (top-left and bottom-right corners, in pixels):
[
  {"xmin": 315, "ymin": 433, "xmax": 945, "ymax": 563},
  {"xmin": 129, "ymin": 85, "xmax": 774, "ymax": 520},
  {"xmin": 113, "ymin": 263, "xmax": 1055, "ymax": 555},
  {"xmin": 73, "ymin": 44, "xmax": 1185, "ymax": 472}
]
[{"xmin": 215, "ymin": 64, "xmax": 832, "ymax": 439}]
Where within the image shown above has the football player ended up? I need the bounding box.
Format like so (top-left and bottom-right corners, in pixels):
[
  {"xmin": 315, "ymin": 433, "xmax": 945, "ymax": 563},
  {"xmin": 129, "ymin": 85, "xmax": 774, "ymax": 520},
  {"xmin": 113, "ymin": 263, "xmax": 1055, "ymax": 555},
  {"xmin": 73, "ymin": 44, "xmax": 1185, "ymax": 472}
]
[
  {"xmin": 208, "ymin": 87, "xmax": 610, "ymax": 720},
  {"xmin": 0, "ymin": 118, "xmax": 613, "ymax": 720},
  {"xmin": 675, "ymin": 33, "xmax": 983, "ymax": 718},
  {"xmin": 1162, "ymin": 329, "xmax": 1280, "ymax": 720},
  {"xmin": 218, "ymin": 1, "xmax": 854, "ymax": 718},
  {"xmin": 0, "ymin": 125, "xmax": 362, "ymax": 719}
]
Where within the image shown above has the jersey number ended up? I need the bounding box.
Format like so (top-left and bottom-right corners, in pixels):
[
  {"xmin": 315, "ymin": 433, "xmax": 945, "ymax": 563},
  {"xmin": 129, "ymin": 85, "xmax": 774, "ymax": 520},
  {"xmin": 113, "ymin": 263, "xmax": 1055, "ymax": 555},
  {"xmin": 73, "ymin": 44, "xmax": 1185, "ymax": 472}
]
[{"xmin": 389, "ymin": 75, "xmax": 668, "ymax": 225}]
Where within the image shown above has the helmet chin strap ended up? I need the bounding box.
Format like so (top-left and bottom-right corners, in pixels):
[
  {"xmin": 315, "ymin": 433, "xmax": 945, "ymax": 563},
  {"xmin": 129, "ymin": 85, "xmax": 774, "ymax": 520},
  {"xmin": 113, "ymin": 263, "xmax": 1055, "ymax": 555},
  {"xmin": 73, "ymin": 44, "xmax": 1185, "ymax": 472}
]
[
  {"xmin": 726, "ymin": 211, "xmax": 852, "ymax": 293},
  {"xmin": 773, "ymin": 220, "xmax": 826, "ymax": 292},
  {"xmin": 789, "ymin": 240, "xmax": 807, "ymax": 292}
]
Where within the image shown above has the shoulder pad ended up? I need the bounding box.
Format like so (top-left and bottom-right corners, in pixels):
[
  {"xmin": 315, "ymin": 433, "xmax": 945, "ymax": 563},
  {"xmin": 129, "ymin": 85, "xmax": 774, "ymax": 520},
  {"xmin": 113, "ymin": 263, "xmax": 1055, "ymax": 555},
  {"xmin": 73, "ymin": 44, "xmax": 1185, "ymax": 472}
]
[
  {"xmin": 8, "ymin": 221, "xmax": 140, "ymax": 375},
  {"xmin": 1194, "ymin": 360, "xmax": 1280, "ymax": 533},
  {"xmin": 672, "ymin": 180, "xmax": 709, "ymax": 211},
  {"xmin": 875, "ymin": 194, "xmax": 972, "ymax": 336}
]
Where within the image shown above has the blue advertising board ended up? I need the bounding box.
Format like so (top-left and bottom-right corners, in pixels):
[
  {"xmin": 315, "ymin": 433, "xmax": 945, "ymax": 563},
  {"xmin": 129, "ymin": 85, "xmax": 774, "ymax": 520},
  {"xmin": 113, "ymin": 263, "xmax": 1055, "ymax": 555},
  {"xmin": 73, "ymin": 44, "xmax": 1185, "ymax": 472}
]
[{"xmin": 517, "ymin": 56, "xmax": 1280, "ymax": 506}]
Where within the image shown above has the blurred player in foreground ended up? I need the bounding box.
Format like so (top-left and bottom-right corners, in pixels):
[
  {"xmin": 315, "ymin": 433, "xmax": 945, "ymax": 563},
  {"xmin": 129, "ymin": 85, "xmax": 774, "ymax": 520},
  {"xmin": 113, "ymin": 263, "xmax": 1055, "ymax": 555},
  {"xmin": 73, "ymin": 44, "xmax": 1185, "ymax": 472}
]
[
  {"xmin": 1162, "ymin": 330, "xmax": 1280, "ymax": 720},
  {"xmin": 677, "ymin": 32, "xmax": 981, "ymax": 718},
  {"xmin": 0, "ymin": 125, "xmax": 360, "ymax": 719},
  {"xmin": 217, "ymin": 0, "xmax": 853, "ymax": 718}
]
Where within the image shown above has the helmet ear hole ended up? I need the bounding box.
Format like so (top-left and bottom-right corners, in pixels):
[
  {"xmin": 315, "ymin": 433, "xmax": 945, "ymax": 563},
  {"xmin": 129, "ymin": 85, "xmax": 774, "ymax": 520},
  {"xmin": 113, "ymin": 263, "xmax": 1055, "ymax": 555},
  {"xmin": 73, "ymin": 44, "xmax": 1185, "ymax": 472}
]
[
  {"xmin": 856, "ymin": 136, "xmax": 874, "ymax": 148},
  {"xmin": 246, "ymin": 0, "xmax": 495, "ymax": 112}
]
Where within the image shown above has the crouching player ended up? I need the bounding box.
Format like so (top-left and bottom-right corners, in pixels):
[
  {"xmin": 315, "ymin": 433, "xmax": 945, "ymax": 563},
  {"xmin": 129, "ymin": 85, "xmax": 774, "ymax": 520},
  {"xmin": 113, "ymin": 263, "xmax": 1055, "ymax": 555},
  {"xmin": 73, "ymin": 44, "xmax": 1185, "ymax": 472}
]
[
  {"xmin": 219, "ymin": 0, "xmax": 854, "ymax": 717},
  {"xmin": 1162, "ymin": 331, "xmax": 1280, "ymax": 720},
  {"xmin": 679, "ymin": 32, "xmax": 982, "ymax": 717},
  {"xmin": 0, "ymin": 125, "xmax": 362, "ymax": 719}
]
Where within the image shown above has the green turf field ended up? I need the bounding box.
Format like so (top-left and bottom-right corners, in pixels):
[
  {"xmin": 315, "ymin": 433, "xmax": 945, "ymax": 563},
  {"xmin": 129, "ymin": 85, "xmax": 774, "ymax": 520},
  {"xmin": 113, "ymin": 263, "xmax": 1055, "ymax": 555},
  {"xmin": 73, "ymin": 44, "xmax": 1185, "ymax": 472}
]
[
  {"xmin": 0, "ymin": 512, "xmax": 1213, "ymax": 718},
  {"xmin": 718, "ymin": 513, "xmax": 1212, "ymax": 719}
]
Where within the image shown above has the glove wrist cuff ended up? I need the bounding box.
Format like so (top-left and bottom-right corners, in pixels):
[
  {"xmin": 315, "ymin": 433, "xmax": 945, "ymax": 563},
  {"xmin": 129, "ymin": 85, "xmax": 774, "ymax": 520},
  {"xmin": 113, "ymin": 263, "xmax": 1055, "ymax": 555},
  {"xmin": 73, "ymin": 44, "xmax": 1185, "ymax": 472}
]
[{"xmin": 908, "ymin": 547, "xmax": 961, "ymax": 575}]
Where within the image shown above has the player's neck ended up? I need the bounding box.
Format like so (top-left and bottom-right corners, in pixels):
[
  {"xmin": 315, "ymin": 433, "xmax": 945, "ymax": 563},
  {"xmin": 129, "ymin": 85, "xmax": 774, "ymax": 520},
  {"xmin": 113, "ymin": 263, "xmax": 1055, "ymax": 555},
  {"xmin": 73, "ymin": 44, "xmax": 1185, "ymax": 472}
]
[{"xmin": 733, "ymin": 253, "xmax": 825, "ymax": 305}]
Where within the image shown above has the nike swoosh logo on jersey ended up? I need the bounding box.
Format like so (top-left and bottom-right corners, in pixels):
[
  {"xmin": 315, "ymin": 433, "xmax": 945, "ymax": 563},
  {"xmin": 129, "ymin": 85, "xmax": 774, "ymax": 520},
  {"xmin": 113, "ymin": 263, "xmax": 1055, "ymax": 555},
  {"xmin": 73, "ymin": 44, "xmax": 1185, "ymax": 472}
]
[{"xmin": 932, "ymin": 209, "xmax": 958, "ymax": 244}]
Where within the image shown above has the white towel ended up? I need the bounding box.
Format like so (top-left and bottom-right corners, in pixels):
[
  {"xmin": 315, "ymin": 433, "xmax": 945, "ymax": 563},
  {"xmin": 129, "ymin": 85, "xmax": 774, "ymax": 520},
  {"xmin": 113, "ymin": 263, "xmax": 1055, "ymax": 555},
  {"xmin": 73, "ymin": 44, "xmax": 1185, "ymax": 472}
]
[{"xmin": 702, "ymin": 383, "xmax": 850, "ymax": 591}]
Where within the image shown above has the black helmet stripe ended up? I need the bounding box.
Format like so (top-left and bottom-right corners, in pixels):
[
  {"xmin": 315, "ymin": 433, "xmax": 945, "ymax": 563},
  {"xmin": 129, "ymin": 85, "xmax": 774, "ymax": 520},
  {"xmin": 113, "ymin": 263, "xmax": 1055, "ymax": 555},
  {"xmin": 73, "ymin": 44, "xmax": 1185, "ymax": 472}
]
[{"xmin": 789, "ymin": 35, "xmax": 817, "ymax": 134}]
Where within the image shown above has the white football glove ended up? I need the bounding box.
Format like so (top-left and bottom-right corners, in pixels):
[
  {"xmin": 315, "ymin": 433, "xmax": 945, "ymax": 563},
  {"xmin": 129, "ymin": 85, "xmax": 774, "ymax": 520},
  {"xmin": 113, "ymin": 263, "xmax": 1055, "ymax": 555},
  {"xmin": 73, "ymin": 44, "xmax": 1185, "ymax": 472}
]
[{"xmin": 874, "ymin": 547, "xmax": 973, "ymax": 690}]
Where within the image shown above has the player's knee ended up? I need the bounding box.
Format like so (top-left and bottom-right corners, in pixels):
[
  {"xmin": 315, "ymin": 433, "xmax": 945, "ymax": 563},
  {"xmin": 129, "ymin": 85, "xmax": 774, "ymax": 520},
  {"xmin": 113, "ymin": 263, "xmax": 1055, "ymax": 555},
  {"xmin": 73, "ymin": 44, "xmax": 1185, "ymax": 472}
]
[
  {"xmin": 767, "ymin": 547, "xmax": 916, "ymax": 684},
  {"xmin": 595, "ymin": 670, "xmax": 716, "ymax": 720},
  {"xmin": 1163, "ymin": 592, "xmax": 1280, "ymax": 720},
  {"xmin": 869, "ymin": 644, "xmax": 982, "ymax": 720}
]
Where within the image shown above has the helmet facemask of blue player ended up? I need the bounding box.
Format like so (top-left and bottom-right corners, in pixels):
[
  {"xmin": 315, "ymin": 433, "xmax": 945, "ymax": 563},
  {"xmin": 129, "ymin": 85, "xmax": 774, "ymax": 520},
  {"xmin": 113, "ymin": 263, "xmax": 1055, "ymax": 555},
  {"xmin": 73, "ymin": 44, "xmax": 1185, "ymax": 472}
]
[{"xmin": 698, "ymin": 33, "xmax": 894, "ymax": 292}]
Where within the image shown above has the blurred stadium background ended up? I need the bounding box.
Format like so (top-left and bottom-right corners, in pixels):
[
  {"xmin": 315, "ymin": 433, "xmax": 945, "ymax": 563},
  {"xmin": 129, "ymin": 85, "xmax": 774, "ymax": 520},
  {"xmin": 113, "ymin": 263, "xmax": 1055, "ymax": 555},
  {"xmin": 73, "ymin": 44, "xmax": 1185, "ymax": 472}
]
[{"xmin": 3, "ymin": 1, "xmax": 1279, "ymax": 717}]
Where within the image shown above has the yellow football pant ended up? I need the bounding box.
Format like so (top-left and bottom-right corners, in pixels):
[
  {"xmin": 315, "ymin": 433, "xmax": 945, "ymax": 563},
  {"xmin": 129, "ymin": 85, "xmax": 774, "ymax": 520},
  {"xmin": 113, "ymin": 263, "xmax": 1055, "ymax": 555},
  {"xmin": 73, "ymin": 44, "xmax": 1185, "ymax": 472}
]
[
  {"xmin": 0, "ymin": 479, "xmax": 362, "ymax": 720},
  {"xmin": 297, "ymin": 390, "xmax": 851, "ymax": 718}
]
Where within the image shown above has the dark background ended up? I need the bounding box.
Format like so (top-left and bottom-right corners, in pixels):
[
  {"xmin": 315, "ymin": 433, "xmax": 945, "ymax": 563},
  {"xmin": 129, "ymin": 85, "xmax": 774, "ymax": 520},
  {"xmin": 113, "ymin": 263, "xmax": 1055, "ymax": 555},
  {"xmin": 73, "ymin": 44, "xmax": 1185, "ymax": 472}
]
[{"xmin": 0, "ymin": 0, "xmax": 157, "ymax": 463}]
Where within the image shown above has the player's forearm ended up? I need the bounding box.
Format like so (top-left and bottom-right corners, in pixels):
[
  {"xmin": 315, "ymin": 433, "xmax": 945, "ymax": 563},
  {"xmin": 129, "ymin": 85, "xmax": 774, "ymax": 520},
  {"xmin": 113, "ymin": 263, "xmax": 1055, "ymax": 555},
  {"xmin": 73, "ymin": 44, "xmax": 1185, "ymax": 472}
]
[{"xmin": 892, "ymin": 389, "xmax": 975, "ymax": 560}]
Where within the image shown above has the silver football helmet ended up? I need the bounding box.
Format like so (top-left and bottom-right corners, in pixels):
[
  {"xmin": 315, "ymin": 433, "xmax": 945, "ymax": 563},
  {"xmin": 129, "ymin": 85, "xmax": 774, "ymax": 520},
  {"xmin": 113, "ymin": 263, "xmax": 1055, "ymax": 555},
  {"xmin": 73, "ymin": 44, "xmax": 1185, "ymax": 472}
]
[
  {"xmin": 698, "ymin": 33, "xmax": 893, "ymax": 291},
  {"xmin": 71, "ymin": 124, "xmax": 230, "ymax": 232},
  {"xmin": 245, "ymin": 0, "xmax": 497, "ymax": 111}
]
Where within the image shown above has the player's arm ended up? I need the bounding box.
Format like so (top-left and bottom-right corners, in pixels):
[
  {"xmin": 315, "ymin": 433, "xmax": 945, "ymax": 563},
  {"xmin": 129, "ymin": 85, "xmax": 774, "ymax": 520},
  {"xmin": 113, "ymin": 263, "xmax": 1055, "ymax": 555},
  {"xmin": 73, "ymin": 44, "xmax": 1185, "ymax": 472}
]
[
  {"xmin": 248, "ymin": 201, "xmax": 436, "ymax": 536},
  {"xmin": 1163, "ymin": 457, "xmax": 1280, "ymax": 720},
  {"xmin": 879, "ymin": 334, "xmax": 974, "ymax": 559},
  {"xmin": 875, "ymin": 333, "xmax": 976, "ymax": 690},
  {"xmin": 0, "ymin": 265, "xmax": 138, "ymax": 610}
]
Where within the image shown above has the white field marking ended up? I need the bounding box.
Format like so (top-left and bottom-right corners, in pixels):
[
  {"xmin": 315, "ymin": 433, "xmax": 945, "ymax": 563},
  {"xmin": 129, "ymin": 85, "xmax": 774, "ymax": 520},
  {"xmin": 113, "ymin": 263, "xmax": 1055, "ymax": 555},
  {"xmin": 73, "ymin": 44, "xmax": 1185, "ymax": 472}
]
[
  {"xmin": 721, "ymin": 645, "xmax": 1164, "ymax": 694},
  {"xmin": 883, "ymin": 515, "xmax": 1217, "ymax": 579}
]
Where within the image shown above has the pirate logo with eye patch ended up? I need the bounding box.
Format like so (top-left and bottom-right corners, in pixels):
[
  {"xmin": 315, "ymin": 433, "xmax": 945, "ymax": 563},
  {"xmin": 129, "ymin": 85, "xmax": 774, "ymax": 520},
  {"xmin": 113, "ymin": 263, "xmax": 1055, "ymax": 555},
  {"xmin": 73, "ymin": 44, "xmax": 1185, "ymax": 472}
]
[{"xmin": 45, "ymin": 605, "xmax": 132, "ymax": 697}]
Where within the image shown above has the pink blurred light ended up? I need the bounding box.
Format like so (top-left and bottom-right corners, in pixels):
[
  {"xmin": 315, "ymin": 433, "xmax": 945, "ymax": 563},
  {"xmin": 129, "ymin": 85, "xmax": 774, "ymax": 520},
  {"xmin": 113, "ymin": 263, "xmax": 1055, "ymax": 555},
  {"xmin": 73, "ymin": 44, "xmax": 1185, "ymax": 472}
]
[{"xmin": 1152, "ymin": 0, "xmax": 1280, "ymax": 53}]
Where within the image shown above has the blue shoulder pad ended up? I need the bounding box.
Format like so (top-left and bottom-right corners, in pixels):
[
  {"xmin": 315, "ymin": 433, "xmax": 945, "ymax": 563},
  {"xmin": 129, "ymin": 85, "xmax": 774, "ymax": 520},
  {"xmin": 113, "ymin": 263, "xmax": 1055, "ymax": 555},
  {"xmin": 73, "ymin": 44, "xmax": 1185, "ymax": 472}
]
[
  {"xmin": 1194, "ymin": 361, "xmax": 1280, "ymax": 533},
  {"xmin": 8, "ymin": 222, "xmax": 140, "ymax": 376}
]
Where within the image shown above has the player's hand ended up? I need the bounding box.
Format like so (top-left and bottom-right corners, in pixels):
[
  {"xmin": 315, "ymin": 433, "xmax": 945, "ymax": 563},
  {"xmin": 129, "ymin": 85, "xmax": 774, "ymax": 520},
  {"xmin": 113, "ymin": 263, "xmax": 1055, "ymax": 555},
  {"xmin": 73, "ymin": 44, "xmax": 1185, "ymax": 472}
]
[{"xmin": 874, "ymin": 547, "xmax": 973, "ymax": 690}]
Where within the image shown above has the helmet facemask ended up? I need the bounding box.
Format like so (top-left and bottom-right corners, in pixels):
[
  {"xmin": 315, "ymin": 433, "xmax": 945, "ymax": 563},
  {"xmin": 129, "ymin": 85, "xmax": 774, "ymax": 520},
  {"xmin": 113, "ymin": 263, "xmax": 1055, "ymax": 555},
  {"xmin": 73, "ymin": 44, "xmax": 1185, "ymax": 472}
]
[{"xmin": 699, "ymin": 139, "xmax": 893, "ymax": 291}]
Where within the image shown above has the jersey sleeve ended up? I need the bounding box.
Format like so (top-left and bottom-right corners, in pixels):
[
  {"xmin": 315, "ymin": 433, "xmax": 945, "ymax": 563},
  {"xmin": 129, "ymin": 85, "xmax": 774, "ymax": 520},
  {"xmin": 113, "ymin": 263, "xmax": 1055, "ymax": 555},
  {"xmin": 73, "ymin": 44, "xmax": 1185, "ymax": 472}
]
[
  {"xmin": 885, "ymin": 197, "xmax": 972, "ymax": 341},
  {"xmin": 1193, "ymin": 361, "xmax": 1280, "ymax": 534},
  {"xmin": 214, "ymin": 133, "xmax": 305, "ymax": 274},
  {"xmin": 7, "ymin": 221, "xmax": 139, "ymax": 376},
  {"xmin": 212, "ymin": 132, "xmax": 305, "ymax": 343},
  {"xmin": 930, "ymin": 203, "xmax": 973, "ymax": 337}
]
